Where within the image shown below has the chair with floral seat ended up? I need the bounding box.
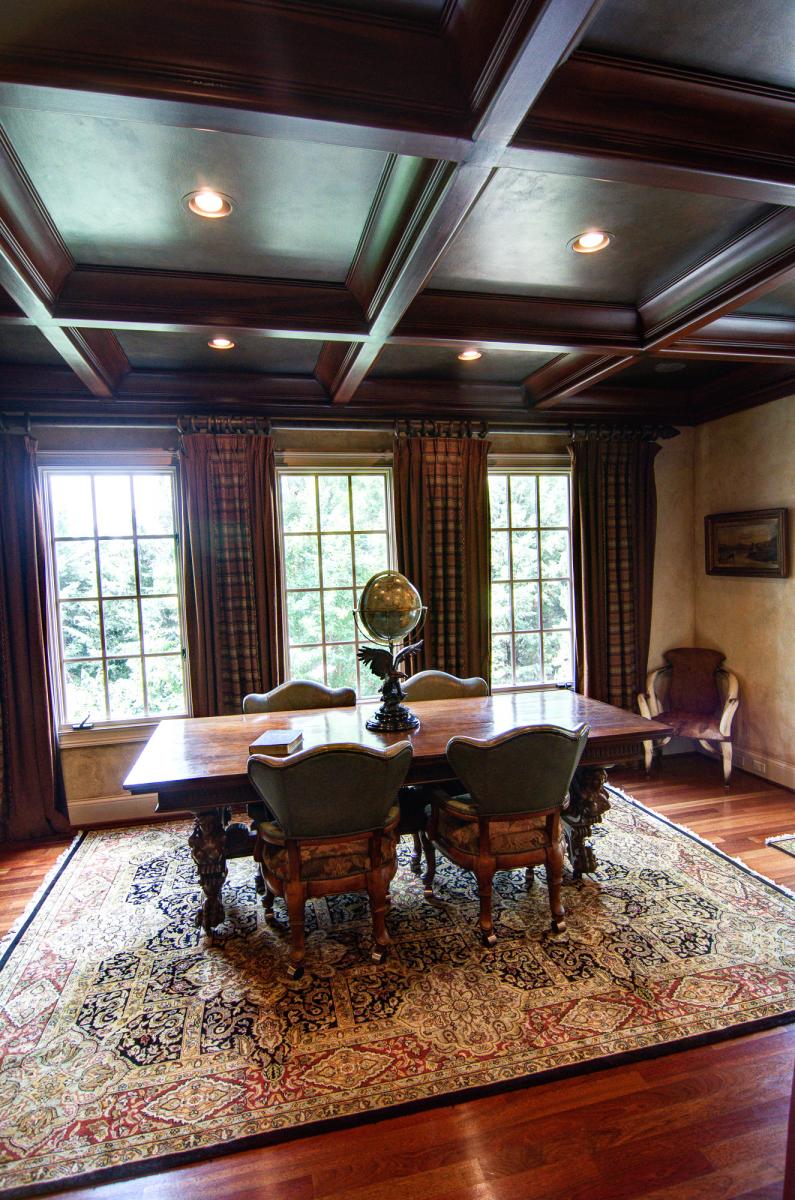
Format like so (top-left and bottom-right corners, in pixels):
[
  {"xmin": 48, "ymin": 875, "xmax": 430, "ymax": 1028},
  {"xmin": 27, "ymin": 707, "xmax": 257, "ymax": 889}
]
[
  {"xmin": 398, "ymin": 670, "xmax": 490, "ymax": 873},
  {"xmin": 421, "ymin": 723, "xmax": 589, "ymax": 945},
  {"xmin": 638, "ymin": 648, "xmax": 739, "ymax": 786},
  {"xmin": 248, "ymin": 741, "xmax": 413, "ymax": 979}
]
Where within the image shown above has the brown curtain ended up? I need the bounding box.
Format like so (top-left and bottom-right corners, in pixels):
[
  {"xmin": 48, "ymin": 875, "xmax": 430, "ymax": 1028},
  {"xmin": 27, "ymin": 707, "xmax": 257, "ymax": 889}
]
[
  {"xmin": 180, "ymin": 432, "xmax": 284, "ymax": 716},
  {"xmin": 569, "ymin": 429, "xmax": 660, "ymax": 710},
  {"xmin": 393, "ymin": 425, "xmax": 491, "ymax": 680},
  {"xmin": 0, "ymin": 435, "xmax": 69, "ymax": 841}
]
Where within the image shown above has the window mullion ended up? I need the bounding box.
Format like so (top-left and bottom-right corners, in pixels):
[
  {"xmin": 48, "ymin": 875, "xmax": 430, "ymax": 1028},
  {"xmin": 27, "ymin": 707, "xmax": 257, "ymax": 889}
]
[{"xmin": 90, "ymin": 476, "xmax": 112, "ymax": 722}]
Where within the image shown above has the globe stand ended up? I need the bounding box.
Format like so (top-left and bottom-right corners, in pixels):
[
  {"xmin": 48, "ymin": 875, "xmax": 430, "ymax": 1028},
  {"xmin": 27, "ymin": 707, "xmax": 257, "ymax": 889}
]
[{"xmin": 364, "ymin": 641, "xmax": 424, "ymax": 733}]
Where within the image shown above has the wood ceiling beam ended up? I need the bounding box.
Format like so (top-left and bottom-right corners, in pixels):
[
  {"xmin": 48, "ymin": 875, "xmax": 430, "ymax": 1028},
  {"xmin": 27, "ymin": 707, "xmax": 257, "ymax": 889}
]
[
  {"xmin": 525, "ymin": 352, "xmax": 638, "ymax": 408},
  {"xmin": 692, "ymin": 364, "xmax": 795, "ymax": 423},
  {"xmin": 0, "ymin": 128, "xmax": 129, "ymax": 395},
  {"xmin": 509, "ymin": 51, "xmax": 795, "ymax": 207},
  {"xmin": 326, "ymin": 0, "xmax": 610, "ymax": 403},
  {"xmin": 657, "ymin": 315, "xmax": 795, "ymax": 363},
  {"xmin": 53, "ymin": 266, "xmax": 369, "ymax": 341},
  {"xmin": 0, "ymin": 3, "xmax": 472, "ymax": 158},
  {"xmin": 639, "ymin": 208, "xmax": 795, "ymax": 349},
  {"xmin": 0, "ymin": 364, "xmax": 695, "ymax": 425},
  {"xmin": 395, "ymin": 289, "xmax": 640, "ymax": 353}
]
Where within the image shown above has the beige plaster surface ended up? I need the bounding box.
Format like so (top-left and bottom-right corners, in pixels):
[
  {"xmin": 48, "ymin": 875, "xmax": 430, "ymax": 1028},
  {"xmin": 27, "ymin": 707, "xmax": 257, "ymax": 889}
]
[
  {"xmin": 694, "ymin": 393, "xmax": 795, "ymax": 769},
  {"xmin": 649, "ymin": 430, "xmax": 696, "ymax": 671}
]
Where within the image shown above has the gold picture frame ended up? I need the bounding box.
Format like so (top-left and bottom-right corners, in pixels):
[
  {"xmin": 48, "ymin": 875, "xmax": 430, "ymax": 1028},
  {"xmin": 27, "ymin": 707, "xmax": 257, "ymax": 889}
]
[{"xmin": 705, "ymin": 508, "xmax": 789, "ymax": 578}]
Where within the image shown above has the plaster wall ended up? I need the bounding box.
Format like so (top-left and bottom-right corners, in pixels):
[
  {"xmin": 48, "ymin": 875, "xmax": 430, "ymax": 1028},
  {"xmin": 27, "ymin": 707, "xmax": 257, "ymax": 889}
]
[
  {"xmin": 693, "ymin": 393, "xmax": 795, "ymax": 784},
  {"xmin": 648, "ymin": 429, "xmax": 696, "ymax": 671}
]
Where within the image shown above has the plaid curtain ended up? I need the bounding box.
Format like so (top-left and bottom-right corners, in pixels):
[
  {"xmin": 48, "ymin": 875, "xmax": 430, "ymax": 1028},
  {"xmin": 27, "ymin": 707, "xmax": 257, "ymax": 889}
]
[
  {"xmin": 180, "ymin": 433, "xmax": 284, "ymax": 716},
  {"xmin": 0, "ymin": 435, "xmax": 69, "ymax": 840},
  {"xmin": 569, "ymin": 430, "xmax": 660, "ymax": 710},
  {"xmin": 393, "ymin": 426, "xmax": 491, "ymax": 680}
]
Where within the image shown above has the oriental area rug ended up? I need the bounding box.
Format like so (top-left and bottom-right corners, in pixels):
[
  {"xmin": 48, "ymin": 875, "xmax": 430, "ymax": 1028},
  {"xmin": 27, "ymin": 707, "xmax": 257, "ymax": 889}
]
[
  {"xmin": 1, "ymin": 791, "xmax": 794, "ymax": 1198},
  {"xmin": 767, "ymin": 833, "xmax": 795, "ymax": 860}
]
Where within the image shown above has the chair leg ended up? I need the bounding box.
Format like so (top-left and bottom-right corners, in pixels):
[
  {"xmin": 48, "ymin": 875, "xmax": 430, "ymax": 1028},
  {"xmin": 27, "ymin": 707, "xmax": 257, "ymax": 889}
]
[
  {"xmin": 643, "ymin": 738, "xmax": 654, "ymax": 777},
  {"xmin": 525, "ymin": 866, "xmax": 535, "ymax": 889},
  {"xmin": 283, "ymin": 880, "xmax": 307, "ymax": 979},
  {"xmin": 721, "ymin": 742, "xmax": 733, "ymax": 788},
  {"xmin": 366, "ymin": 868, "xmax": 392, "ymax": 964},
  {"xmin": 475, "ymin": 863, "xmax": 497, "ymax": 946},
  {"xmin": 262, "ymin": 882, "xmax": 276, "ymax": 922},
  {"xmin": 420, "ymin": 832, "xmax": 437, "ymax": 900},
  {"xmin": 410, "ymin": 831, "xmax": 423, "ymax": 874},
  {"xmin": 545, "ymin": 841, "xmax": 566, "ymax": 934}
]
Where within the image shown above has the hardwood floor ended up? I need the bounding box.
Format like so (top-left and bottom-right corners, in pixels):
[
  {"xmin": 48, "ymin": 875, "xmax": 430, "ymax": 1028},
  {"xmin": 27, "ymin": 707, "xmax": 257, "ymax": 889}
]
[{"xmin": 1, "ymin": 754, "xmax": 793, "ymax": 1200}]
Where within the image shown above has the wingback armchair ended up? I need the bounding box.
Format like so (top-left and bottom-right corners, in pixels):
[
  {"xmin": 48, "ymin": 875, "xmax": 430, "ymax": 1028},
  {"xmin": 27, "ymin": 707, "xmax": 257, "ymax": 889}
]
[
  {"xmin": 638, "ymin": 648, "xmax": 739, "ymax": 785},
  {"xmin": 249, "ymin": 741, "xmax": 412, "ymax": 978}
]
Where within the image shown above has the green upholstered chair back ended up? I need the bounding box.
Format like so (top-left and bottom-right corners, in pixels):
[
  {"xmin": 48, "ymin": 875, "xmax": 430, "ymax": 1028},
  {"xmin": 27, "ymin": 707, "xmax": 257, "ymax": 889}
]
[
  {"xmin": 248, "ymin": 742, "xmax": 413, "ymax": 838},
  {"xmin": 243, "ymin": 679, "xmax": 356, "ymax": 714},
  {"xmin": 402, "ymin": 670, "xmax": 489, "ymax": 701},
  {"xmin": 446, "ymin": 723, "xmax": 590, "ymax": 816}
]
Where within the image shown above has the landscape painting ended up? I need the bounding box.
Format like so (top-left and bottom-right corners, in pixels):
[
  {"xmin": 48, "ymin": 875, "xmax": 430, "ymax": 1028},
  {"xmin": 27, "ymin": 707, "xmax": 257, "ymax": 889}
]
[{"xmin": 705, "ymin": 508, "xmax": 789, "ymax": 578}]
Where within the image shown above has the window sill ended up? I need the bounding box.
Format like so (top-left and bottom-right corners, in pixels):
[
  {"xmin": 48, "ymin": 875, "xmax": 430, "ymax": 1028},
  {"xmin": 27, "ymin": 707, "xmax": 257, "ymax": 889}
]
[{"xmin": 58, "ymin": 718, "xmax": 180, "ymax": 749}]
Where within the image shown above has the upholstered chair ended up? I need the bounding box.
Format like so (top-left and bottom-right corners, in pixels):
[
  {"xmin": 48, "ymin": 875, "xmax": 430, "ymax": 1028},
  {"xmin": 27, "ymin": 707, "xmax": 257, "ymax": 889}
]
[
  {"xmin": 398, "ymin": 670, "xmax": 489, "ymax": 874},
  {"xmin": 401, "ymin": 670, "xmax": 490, "ymax": 702},
  {"xmin": 243, "ymin": 680, "xmax": 358, "ymax": 886},
  {"xmin": 249, "ymin": 741, "xmax": 413, "ymax": 979},
  {"xmin": 638, "ymin": 648, "xmax": 739, "ymax": 785},
  {"xmin": 243, "ymin": 679, "xmax": 356, "ymax": 714},
  {"xmin": 422, "ymin": 724, "xmax": 589, "ymax": 945}
]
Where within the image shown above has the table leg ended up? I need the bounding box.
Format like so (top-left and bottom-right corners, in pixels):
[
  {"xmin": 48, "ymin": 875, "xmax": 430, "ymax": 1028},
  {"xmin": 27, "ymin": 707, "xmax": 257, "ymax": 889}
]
[
  {"xmin": 188, "ymin": 808, "xmax": 227, "ymax": 932},
  {"xmin": 561, "ymin": 766, "xmax": 611, "ymax": 878}
]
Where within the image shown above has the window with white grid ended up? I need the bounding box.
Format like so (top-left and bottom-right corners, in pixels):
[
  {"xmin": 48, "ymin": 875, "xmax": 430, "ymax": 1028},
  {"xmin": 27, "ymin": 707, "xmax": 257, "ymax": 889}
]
[
  {"xmin": 489, "ymin": 471, "xmax": 574, "ymax": 689},
  {"xmin": 42, "ymin": 469, "xmax": 189, "ymax": 727},
  {"xmin": 278, "ymin": 470, "xmax": 394, "ymax": 696}
]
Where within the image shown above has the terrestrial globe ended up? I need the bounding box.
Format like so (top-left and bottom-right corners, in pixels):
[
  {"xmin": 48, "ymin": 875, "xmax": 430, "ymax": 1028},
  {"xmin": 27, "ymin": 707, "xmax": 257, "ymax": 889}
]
[{"xmin": 357, "ymin": 571, "xmax": 424, "ymax": 644}]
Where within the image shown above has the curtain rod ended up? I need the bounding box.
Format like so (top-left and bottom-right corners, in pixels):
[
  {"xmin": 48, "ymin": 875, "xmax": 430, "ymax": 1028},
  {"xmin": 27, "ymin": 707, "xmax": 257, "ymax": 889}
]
[{"xmin": 1, "ymin": 414, "xmax": 680, "ymax": 439}]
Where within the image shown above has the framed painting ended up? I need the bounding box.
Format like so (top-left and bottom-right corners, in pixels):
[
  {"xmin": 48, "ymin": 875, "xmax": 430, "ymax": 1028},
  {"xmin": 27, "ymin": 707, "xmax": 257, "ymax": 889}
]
[{"xmin": 705, "ymin": 508, "xmax": 789, "ymax": 578}]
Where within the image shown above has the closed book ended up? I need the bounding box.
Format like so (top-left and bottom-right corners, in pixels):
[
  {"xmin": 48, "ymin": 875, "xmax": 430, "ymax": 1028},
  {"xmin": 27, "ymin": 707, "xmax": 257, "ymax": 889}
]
[{"xmin": 248, "ymin": 729, "xmax": 303, "ymax": 757}]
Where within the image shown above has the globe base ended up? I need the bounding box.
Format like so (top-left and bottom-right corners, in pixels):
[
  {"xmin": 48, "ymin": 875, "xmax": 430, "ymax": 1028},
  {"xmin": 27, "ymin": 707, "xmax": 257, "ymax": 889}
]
[{"xmin": 366, "ymin": 703, "xmax": 420, "ymax": 733}]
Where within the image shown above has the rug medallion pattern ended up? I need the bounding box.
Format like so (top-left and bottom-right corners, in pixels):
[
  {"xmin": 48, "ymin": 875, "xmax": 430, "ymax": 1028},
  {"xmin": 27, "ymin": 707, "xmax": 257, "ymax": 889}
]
[{"xmin": 0, "ymin": 792, "xmax": 793, "ymax": 1195}]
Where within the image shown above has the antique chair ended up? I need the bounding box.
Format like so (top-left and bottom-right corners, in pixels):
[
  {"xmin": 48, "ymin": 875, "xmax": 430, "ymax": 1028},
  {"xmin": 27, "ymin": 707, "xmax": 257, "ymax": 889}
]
[
  {"xmin": 248, "ymin": 741, "xmax": 412, "ymax": 978},
  {"xmin": 638, "ymin": 648, "xmax": 739, "ymax": 785},
  {"xmin": 399, "ymin": 670, "xmax": 489, "ymax": 873},
  {"xmin": 422, "ymin": 723, "xmax": 589, "ymax": 945},
  {"xmin": 243, "ymin": 679, "xmax": 356, "ymax": 714},
  {"xmin": 243, "ymin": 680, "xmax": 358, "ymax": 886},
  {"xmin": 401, "ymin": 670, "xmax": 490, "ymax": 702}
]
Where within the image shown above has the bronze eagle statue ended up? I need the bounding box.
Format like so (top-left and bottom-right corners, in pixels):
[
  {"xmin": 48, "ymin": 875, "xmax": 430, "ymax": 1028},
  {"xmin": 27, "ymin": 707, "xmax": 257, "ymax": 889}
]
[{"xmin": 357, "ymin": 640, "xmax": 423, "ymax": 681}]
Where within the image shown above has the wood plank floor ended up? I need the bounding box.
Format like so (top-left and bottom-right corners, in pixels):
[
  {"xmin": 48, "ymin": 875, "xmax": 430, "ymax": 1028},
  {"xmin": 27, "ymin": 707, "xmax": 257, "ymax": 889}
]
[{"xmin": 1, "ymin": 754, "xmax": 793, "ymax": 1200}]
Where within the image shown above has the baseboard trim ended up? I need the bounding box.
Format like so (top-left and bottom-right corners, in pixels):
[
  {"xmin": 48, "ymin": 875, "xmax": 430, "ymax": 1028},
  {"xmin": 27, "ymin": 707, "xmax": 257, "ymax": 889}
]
[
  {"xmin": 699, "ymin": 745, "xmax": 795, "ymax": 792},
  {"xmin": 67, "ymin": 792, "xmax": 159, "ymax": 826}
]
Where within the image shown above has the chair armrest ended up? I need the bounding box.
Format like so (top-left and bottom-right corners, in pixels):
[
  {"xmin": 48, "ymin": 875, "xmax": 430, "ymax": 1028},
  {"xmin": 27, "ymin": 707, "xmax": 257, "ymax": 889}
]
[
  {"xmin": 640, "ymin": 667, "xmax": 667, "ymax": 719},
  {"xmin": 718, "ymin": 670, "xmax": 740, "ymax": 737}
]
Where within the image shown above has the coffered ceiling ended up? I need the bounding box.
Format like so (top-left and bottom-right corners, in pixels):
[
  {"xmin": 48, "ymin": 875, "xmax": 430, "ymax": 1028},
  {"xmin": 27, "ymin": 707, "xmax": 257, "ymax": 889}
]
[{"xmin": 0, "ymin": 0, "xmax": 793, "ymax": 427}]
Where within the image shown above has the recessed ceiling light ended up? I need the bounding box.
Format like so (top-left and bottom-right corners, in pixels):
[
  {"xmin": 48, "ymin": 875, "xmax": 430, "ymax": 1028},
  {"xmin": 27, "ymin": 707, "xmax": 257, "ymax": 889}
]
[
  {"xmin": 186, "ymin": 189, "xmax": 233, "ymax": 218},
  {"xmin": 653, "ymin": 360, "xmax": 687, "ymax": 374},
  {"xmin": 458, "ymin": 348, "xmax": 482, "ymax": 362},
  {"xmin": 208, "ymin": 336, "xmax": 235, "ymax": 350},
  {"xmin": 570, "ymin": 230, "xmax": 611, "ymax": 254}
]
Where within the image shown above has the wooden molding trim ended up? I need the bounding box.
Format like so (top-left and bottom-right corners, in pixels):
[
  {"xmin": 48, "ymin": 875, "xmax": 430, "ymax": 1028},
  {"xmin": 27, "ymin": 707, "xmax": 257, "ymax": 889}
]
[
  {"xmin": 511, "ymin": 50, "xmax": 795, "ymax": 206},
  {"xmin": 640, "ymin": 208, "xmax": 795, "ymax": 348}
]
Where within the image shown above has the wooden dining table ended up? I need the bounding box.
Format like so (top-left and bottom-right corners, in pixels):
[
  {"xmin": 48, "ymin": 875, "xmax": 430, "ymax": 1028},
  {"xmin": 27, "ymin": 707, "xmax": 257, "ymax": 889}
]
[{"xmin": 124, "ymin": 691, "xmax": 670, "ymax": 932}]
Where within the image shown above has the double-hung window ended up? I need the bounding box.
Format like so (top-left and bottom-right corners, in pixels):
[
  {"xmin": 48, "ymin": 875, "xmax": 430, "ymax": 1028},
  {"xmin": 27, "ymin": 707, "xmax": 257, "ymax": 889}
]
[
  {"xmin": 489, "ymin": 470, "xmax": 574, "ymax": 689},
  {"xmin": 277, "ymin": 470, "xmax": 393, "ymax": 695},
  {"xmin": 41, "ymin": 468, "xmax": 189, "ymax": 728}
]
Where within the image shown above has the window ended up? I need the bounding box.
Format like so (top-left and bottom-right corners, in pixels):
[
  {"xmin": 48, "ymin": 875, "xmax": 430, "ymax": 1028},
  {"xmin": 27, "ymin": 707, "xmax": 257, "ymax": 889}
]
[
  {"xmin": 489, "ymin": 471, "xmax": 574, "ymax": 689},
  {"xmin": 42, "ymin": 469, "xmax": 188, "ymax": 727},
  {"xmin": 278, "ymin": 470, "xmax": 393, "ymax": 695}
]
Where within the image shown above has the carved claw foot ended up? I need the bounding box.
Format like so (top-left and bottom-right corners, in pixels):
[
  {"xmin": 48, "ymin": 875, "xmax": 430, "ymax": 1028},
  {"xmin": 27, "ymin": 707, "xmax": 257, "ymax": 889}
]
[
  {"xmin": 562, "ymin": 765, "xmax": 611, "ymax": 877},
  {"xmin": 188, "ymin": 809, "xmax": 228, "ymax": 932}
]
